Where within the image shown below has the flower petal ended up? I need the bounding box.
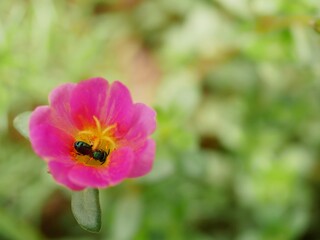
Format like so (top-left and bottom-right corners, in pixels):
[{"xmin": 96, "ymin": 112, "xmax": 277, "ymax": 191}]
[
  {"xmin": 68, "ymin": 164, "xmax": 111, "ymax": 188},
  {"xmin": 121, "ymin": 103, "xmax": 156, "ymax": 147},
  {"xmin": 48, "ymin": 160, "xmax": 85, "ymax": 191},
  {"xmin": 104, "ymin": 81, "xmax": 134, "ymax": 136},
  {"xmin": 128, "ymin": 139, "xmax": 156, "ymax": 178},
  {"xmin": 70, "ymin": 77, "xmax": 109, "ymax": 129},
  {"xmin": 48, "ymin": 82, "xmax": 77, "ymax": 134},
  {"xmin": 107, "ymin": 147, "xmax": 134, "ymax": 185},
  {"xmin": 29, "ymin": 106, "xmax": 74, "ymax": 160}
]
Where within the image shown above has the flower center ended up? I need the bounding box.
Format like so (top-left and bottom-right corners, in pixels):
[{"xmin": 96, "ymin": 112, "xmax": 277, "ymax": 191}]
[{"xmin": 72, "ymin": 116, "xmax": 116, "ymax": 167}]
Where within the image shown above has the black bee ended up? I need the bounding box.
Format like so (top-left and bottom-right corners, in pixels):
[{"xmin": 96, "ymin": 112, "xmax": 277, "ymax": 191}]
[
  {"xmin": 74, "ymin": 141, "xmax": 92, "ymax": 156},
  {"xmin": 74, "ymin": 141, "xmax": 110, "ymax": 165},
  {"xmin": 92, "ymin": 149, "xmax": 110, "ymax": 165}
]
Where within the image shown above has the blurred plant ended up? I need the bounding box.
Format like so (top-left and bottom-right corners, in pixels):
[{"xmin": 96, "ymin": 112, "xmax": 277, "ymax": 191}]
[{"xmin": 1, "ymin": 0, "xmax": 320, "ymax": 239}]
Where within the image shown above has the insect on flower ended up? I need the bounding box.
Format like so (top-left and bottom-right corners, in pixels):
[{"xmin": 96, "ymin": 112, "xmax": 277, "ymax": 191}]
[
  {"xmin": 92, "ymin": 149, "xmax": 110, "ymax": 165},
  {"xmin": 74, "ymin": 141, "xmax": 92, "ymax": 156},
  {"xmin": 74, "ymin": 141, "xmax": 110, "ymax": 165}
]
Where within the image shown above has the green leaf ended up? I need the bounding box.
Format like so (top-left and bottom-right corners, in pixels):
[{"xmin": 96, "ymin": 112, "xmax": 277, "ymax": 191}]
[
  {"xmin": 13, "ymin": 111, "xmax": 32, "ymax": 139},
  {"xmin": 71, "ymin": 188, "xmax": 101, "ymax": 233}
]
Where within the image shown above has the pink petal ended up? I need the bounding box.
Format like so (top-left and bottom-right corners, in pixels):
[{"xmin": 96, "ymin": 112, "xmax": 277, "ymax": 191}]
[
  {"xmin": 48, "ymin": 160, "xmax": 85, "ymax": 191},
  {"xmin": 128, "ymin": 139, "xmax": 156, "ymax": 178},
  {"xmin": 69, "ymin": 164, "xmax": 111, "ymax": 188},
  {"xmin": 48, "ymin": 82, "xmax": 77, "ymax": 134},
  {"xmin": 104, "ymin": 81, "xmax": 134, "ymax": 137},
  {"xmin": 29, "ymin": 106, "xmax": 74, "ymax": 160},
  {"xmin": 122, "ymin": 103, "xmax": 156, "ymax": 146},
  {"xmin": 107, "ymin": 147, "xmax": 134, "ymax": 185},
  {"xmin": 69, "ymin": 77, "xmax": 109, "ymax": 129}
]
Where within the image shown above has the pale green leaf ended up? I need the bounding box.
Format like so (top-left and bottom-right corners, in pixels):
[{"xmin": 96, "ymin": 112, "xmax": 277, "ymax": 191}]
[
  {"xmin": 71, "ymin": 188, "xmax": 101, "ymax": 233},
  {"xmin": 13, "ymin": 111, "xmax": 32, "ymax": 139}
]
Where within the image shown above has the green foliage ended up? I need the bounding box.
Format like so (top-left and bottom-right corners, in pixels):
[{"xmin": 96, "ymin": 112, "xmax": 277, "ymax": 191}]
[{"xmin": 1, "ymin": 0, "xmax": 320, "ymax": 239}]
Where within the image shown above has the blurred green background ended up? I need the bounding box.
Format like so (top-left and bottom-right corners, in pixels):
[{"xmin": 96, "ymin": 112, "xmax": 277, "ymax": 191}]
[{"xmin": 1, "ymin": 0, "xmax": 320, "ymax": 239}]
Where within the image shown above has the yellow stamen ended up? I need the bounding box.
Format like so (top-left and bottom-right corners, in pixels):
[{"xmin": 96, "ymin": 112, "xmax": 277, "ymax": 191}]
[
  {"xmin": 93, "ymin": 116, "xmax": 101, "ymax": 134},
  {"xmin": 102, "ymin": 125, "xmax": 116, "ymax": 135},
  {"xmin": 92, "ymin": 138, "xmax": 100, "ymax": 150},
  {"xmin": 101, "ymin": 136, "xmax": 116, "ymax": 149},
  {"xmin": 78, "ymin": 130, "xmax": 92, "ymax": 135},
  {"xmin": 73, "ymin": 116, "xmax": 117, "ymax": 167}
]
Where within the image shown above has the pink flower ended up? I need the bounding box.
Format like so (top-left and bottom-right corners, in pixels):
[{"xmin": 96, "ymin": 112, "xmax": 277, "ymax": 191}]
[{"xmin": 29, "ymin": 78, "xmax": 156, "ymax": 190}]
